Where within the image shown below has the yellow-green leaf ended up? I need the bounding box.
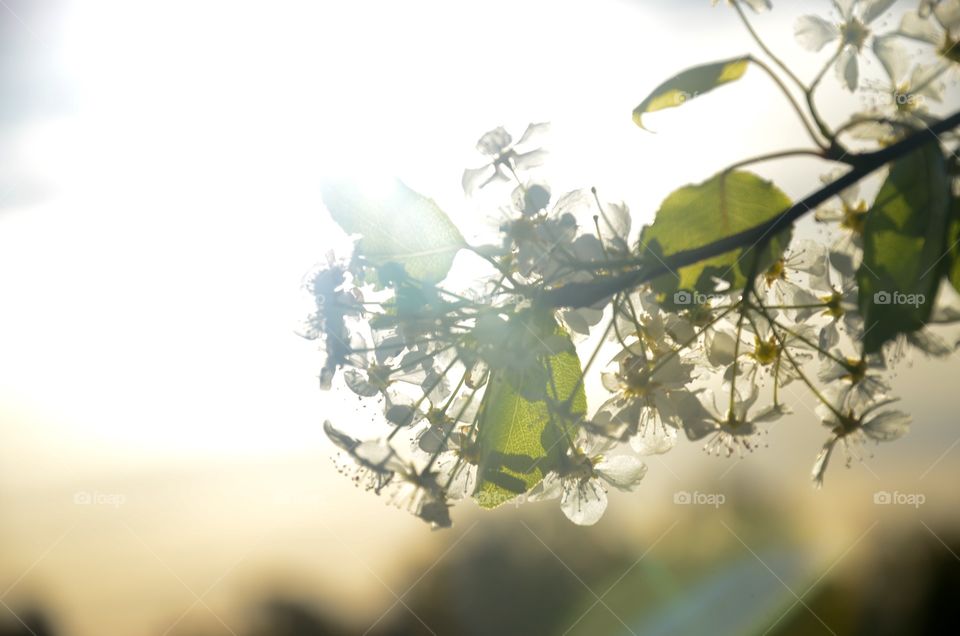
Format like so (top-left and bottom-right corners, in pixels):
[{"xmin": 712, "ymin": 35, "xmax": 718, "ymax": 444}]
[
  {"xmin": 474, "ymin": 312, "xmax": 586, "ymax": 509},
  {"xmin": 633, "ymin": 57, "xmax": 749, "ymax": 130},
  {"xmin": 858, "ymin": 142, "xmax": 950, "ymax": 353},
  {"xmin": 945, "ymin": 196, "xmax": 960, "ymax": 294},
  {"xmin": 322, "ymin": 179, "xmax": 465, "ymax": 283},
  {"xmin": 639, "ymin": 170, "xmax": 792, "ymax": 306}
]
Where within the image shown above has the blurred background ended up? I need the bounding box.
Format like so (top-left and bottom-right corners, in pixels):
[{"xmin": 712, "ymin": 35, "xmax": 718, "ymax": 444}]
[{"xmin": 0, "ymin": 0, "xmax": 959, "ymax": 634}]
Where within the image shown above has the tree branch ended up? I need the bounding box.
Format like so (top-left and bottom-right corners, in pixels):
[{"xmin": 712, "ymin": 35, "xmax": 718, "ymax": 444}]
[{"xmin": 541, "ymin": 109, "xmax": 960, "ymax": 309}]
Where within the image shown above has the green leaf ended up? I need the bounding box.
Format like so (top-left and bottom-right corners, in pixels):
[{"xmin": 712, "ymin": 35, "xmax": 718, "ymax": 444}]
[
  {"xmin": 322, "ymin": 179, "xmax": 465, "ymax": 283},
  {"xmin": 632, "ymin": 57, "xmax": 750, "ymax": 131},
  {"xmin": 858, "ymin": 142, "xmax": 950, "ymax": 353},
  {"xmin": 638, "ymin": 170, "xmax": 792, "ymax": 306},
  {"xmin": 474, "ymin": 311, "xmax": 586, "ymax": 509},
  {"xmin": 945, "ymin": 196, "xmax": 960, "ymax": 294}
]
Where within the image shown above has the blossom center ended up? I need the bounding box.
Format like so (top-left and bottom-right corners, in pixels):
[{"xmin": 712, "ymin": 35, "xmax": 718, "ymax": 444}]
[
  {"xmin": 764, "ymin": 258, "xmax": 786, "ymax": 286},
  {"xmin": 822, "ymin": 290, "xmax": 845, "ymax": 319},
  {"xmin": 620, "ymin": 359, "xmax": 658, "ymax": 397},
  {"xmin": 565, "ymin": 447, "xmax": 599, "ymax": 481},
  {"xmin": 841, "ymin": 18, "xmax": 869, "ymax": 50},
  {"xmin": 367, "ymin": 364, "xmax": 393, "ymax": 390},
  {"xmin": 842, "ymin": 357, "xmax": 867, "ymax": 385},
  {"xmin": 841, "ymin": 200, "xmax": 868, "ymax": 234},
  {"xmin": 752, "ymin": 335, "xmax": 779, "ymax": 366}
]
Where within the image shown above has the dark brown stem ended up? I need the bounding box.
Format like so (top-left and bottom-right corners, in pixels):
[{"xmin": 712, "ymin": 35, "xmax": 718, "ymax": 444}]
[{"xmin": 540, "ymin": 109, "xmax": 960, "ymax": 308}]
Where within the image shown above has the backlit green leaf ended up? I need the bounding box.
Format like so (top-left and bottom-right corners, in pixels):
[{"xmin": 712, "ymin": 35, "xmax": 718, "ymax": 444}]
[
  {"xmin": 633, "ymin": 57, "xmax": 749, "ymax": 131},
  {"xmin": 639, "ymin": 170, "xmax": 792, "ymax": 306},
  {"xmin": 945, "ymin": 196, "xmax": 960, "ymax": 294},
  {"xmin": 858, "ymin": 142, "xmax": 950, "ymax": 353},
  {"xmin": 322, "ymin": 179, "xmax": 465, "ymax": 283},
  {"xmin": 474, "ymin": 312, "xmax": 586, "ymax": 509}
]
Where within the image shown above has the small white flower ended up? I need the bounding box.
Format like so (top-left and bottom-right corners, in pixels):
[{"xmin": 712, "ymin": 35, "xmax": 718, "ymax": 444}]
[
  {"xmin": 532, "ymin": 437, "xmax": 647, "ymax": 526},
  {"xmin": 722, "ymin": 314, "xmax": 814, "ymax": 390},
  {"xmin": 462, "ymin": 123, "xmax": 549, "ymax": 195},
  {"xmin": 762, "ymin": 240, "xmax": 830, "ymax": 322},
  {"xmin": 324, "ymin": 420, "xmax": 406, "ymax": 494},
  {"xmin": 817, "ymin": 353, "xmax": 890, "ymax": 412},
  {"xmin": 856, "ymin": 58, "xmax": 947, "ymax": 143},
  {"xmin": 419, "ymin": 419, "xmax": 480, "ymax": 501},
  {"xmin": 388, "ymin": 469, "xmax": 453, "ymax": 529},
  {"xmin": 814, "ymin": 170, "xmax": 869, "ymax": 242},
  {"xmin": 551, "ymin": 188, "xmax": 632, "ymax": 254},
  {"xmin": 324, "ymin": 421, "xmax": 453, "ymax": 528},
  {"xmin": 688, "ymin": 387, "xmax": 787, "ymax": 457},
  {"xmin": 811, "ymin": 400, "xmax": 910, "ymax": 487},
  {"xmin": 795, "ymin": 0, "xmax": 901, "ymax": 90},
  {"xmin": 595, "ymin": 352, "xmax": 695, "ymax": 455},
  {"xmin": 899, "ymin": 0, "xmax": 960, "ymax": 64}
]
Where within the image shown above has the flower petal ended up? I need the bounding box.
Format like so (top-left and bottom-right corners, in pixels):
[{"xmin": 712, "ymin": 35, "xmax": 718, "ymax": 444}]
[
  {"xmin": 517, "ymin": 121, "xmax": 550, "ymax": 146},
  {"xmin": 598, "ymin": 455, "xmax": 648, "ymax": 490},
  {"xmin": 601, "ymin": 371, "xmax": 621, "ymax": 392},
  {"xmin": 675, "ymin": 390, "xmax": 717, "ymax": 441},
  {"xmin": 906, "ymin": 329, "xmax": 952, "ymax": 356},
  {"xmin": 861, "ymin": 0, "xmax": 897, "ymax": 24},
  {"xmin": 811, "ymin": 437, "xmax": 838, "ymax": 488},
  {"xmin": 873, "ymin": 34, "xmax": 909, "ymax": 84},
  {"xmin": 789, "ymin": 239, "xmax": 828, "ymax": 275},
  {"xmin": 899, "ymin": 11, "xmax": 944, "ymax": 45},
  {"xmin": 528, "ymin": 472, "xmax": 564, "ymax": 501},
  {"xmin": 629, "ymin": 418, "xmax": 678, "ymax": 455},
  {"xmin": 513, "ymin": 148, "xmax": 549, "ymax": 171},
  {"xmin": 795, "ymin": 15, "xmax": 840, "ymax": 51},
  {"xmin": 817, "ymin": 321, "xmax": 840, "ymax": 360},
  {"xmin": 476, "ymin": 127, "xmax": 512, "ymax": 155},
  {"xmin": 706, "ymin": 329, "xmax": 739, "ymax": 367},
  {"xmin": 911, "ymin": 63, "xmax": 947, "ymax": 102},
  {"xmin": 741, "ymin": 0, "xmax": 772, "ymax": 12},
  {"xmin": 461, "ymin": 165, "xmax": 495, "ymax": 195},
  {"xmin": 835, "ymin": 46, "xmax": 859, "ymax": 91},
  {"xmin": 561, "ymin": 479, "xmax": 608, "ymax": 525},
  {"xmin": 863, "ymin": 410, "xmax": 911, "ymax": 441},
  {"xmin": 934, "ymin": 0, "xmax": 960, "ymax": 33},
  {"xmin": 834, "ymin": 0, "xmax": 855, "ymax": 20},
  {"xmin": 344, "ymin": 369, "xmax": 381, "ymax": 397}
]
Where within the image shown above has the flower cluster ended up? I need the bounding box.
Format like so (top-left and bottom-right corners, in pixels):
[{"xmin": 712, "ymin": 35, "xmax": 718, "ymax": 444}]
[{"xmin": 308, "ymin": 0, "xmax": 960, "ymax": 528}]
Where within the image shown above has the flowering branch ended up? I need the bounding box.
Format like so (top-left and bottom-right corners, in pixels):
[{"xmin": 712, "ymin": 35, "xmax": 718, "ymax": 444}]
[{"xmin": 541, "ymin": 108, "xmax": 960, "ymax": 309}]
